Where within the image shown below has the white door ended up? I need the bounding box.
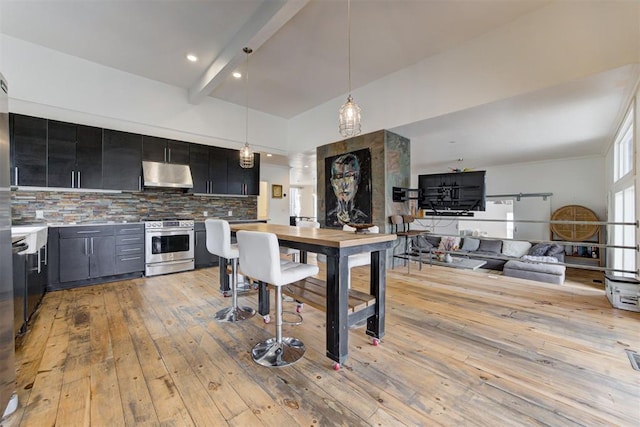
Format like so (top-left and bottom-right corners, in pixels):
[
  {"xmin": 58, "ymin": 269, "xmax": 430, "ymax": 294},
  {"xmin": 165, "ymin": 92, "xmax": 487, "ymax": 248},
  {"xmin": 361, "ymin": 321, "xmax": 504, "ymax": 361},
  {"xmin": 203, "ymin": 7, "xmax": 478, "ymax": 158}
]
[{"xmin": 513, "ymin": 197, "xmax": 551, "ymax": 241}]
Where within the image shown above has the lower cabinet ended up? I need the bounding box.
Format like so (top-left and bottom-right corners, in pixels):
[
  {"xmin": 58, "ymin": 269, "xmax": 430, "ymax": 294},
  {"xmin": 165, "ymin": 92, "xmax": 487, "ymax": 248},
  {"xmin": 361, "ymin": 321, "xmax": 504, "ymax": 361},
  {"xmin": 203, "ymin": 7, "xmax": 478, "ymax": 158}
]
[
  {"xmin": 114, "ymin": 225, "xmax": 145, "ymax": 274},
  {"xmin": 195, "ymin": 222, "xmax": 218, "ymax": 268},
  {"xmin": 51, "ymin": 224, "xmax": 145, "ymax": 289},
  {"xmin": 59, "ymin": 235, "xmax": 115, "ymax": 282}
]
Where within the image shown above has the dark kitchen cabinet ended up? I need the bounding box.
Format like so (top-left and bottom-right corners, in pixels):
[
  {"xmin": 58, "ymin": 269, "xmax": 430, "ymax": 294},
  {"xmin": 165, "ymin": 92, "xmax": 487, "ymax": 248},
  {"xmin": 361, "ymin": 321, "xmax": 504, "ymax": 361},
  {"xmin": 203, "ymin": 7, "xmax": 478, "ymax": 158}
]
[
  {"xmin": 227, "ymin": 150, "xmax": 260, "ymax": 195},
  {"xmin": 103, "ymin": 130, "xmax": 142, "ymax": 191},
  {"xmin": 58, "ymin": 226, "xmax": 115, "ymax": 283},
  {"xmin": 194, "ymin": 222, "xmax": 218, "ymax": 268},
  {"xmin": 143, "ymin": 136, "xmax": 189, "ymax": 164},
  {"xmin": 10, "ymin": 114, "xmax": 47, "ymax": 187},
  {"xmin": 189, "ymin": 145, "xmax": 228, "ymax": 194},
  {"xmin": 114, "ymin": 224, "xmax": 145, "ymax": 274},
  {"xmin": 47, "ymin": 121, "xmax": 103, "ymax": 189}
]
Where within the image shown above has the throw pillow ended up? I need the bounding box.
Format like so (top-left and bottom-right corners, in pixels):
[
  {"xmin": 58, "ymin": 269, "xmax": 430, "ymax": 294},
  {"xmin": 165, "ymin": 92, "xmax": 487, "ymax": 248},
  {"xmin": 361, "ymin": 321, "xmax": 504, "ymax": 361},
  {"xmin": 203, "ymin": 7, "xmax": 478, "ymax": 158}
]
[
  {"xmin": 437, "ymin": 236, "xmax": 461, "ymax": 252},
  {"xmin": 529, "ymin": 243, "xmax": 551, "ymax": 256},
  {"xmin": 501, "ymin": 240, "xmax": 532, "ymax": 258},
  {"xmin": 424, "ymin": 234, "xmax": 442, "ymax": 247},
  {"xmin": 545, "ymin": 243, "xmax": 565, "ymax": 257},
  {"xmin": 460, "ymin": 237, "xmax": 480, "ymax": 251},
  {"xmin": 411, "ymin": 235, "xmax": 434, "ymax": 250},
  {"xmin": 477, "ymin": 239, "xmax": 502, "ymax": 254},
  {"xmin": 521, "ymin": 255, "xmax": 559, "ymax": 263}
]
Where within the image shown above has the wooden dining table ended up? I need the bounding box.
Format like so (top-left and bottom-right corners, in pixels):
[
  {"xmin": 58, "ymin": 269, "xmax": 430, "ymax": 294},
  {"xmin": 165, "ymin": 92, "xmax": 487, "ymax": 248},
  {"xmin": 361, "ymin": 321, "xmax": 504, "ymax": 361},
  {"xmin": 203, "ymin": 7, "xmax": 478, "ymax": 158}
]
[{"xmin": 230, "ymin": 223, "xmax": 396, "ymax": 367}]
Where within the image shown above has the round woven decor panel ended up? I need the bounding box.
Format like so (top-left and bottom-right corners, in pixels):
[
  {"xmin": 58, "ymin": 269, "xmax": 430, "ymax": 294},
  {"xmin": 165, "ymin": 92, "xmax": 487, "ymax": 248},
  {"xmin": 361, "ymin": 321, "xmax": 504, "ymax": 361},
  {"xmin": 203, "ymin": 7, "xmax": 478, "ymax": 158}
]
[{"xmin": 550, "ymin": 205, "xmax": 599, "ymax": 241}]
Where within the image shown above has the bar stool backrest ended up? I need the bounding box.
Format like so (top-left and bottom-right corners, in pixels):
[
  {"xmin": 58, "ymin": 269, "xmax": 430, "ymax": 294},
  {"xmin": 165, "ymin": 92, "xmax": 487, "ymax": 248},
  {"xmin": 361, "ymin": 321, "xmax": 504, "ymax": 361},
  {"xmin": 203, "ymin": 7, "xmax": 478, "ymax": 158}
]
[{"xmin": 205, "ymin": 219, "xmax": 237, "ymax": 259}]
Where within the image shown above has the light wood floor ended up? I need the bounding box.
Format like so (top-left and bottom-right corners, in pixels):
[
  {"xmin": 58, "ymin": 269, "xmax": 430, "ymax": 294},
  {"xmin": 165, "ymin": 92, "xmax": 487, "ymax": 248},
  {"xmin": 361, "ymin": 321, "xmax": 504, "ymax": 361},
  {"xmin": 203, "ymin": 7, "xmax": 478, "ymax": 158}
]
[{"xmin": 4, "ymin": 261, "xmax": 640, "ymax": 426}]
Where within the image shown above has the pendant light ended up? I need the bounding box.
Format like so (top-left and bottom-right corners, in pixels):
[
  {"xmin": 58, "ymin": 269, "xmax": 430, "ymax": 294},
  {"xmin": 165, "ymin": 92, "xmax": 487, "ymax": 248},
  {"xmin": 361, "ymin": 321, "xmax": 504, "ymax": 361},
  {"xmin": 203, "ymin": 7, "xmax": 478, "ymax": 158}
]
[
  {"xmin": 239, "ymin": 47, "xmax": 255, "ymax": 169},
  {"xmin": 338, "ymin": 0, "xmax": 361, "ymax": 138}
]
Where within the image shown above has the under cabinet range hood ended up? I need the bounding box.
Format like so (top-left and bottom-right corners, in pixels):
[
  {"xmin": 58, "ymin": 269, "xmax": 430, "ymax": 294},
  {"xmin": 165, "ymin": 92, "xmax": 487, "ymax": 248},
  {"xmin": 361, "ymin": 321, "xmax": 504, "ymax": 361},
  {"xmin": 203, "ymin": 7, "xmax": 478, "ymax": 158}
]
[{"xmin": 142, "ymin": 161, "xmax": 193, "ymax": 189}]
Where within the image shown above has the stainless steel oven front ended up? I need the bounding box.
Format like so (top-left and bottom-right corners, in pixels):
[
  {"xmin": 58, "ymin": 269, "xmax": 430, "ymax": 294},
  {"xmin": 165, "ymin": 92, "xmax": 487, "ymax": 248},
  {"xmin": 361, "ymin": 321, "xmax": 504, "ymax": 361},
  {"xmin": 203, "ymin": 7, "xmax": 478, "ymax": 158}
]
[{"xmin": 145, "ymin": 220, "xmax": 194, "ymax": 276}]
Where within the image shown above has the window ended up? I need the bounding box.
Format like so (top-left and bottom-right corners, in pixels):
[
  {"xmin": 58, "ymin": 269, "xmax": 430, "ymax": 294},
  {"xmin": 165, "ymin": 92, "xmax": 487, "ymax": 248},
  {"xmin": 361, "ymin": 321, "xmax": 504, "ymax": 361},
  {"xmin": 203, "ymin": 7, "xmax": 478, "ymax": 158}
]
[
  {"xmin": 614, "ymin": 106, "xmax": 634, "ymax": 182},
  {"xmin": 612, "ymin": 185, "xmax": 635, "ymax": 276},
  {"xmin": 289, "ymin": 187, "xmax": 301, "ymax": 217}
]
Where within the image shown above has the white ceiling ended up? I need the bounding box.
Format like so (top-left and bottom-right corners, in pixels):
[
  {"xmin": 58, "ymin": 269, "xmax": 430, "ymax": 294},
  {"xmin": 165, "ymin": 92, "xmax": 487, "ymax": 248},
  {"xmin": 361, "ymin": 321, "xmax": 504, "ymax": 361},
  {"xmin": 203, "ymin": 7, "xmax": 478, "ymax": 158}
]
[{"xmin": 1, "ymin": 0, "xmax": 638, "ymax": 185}]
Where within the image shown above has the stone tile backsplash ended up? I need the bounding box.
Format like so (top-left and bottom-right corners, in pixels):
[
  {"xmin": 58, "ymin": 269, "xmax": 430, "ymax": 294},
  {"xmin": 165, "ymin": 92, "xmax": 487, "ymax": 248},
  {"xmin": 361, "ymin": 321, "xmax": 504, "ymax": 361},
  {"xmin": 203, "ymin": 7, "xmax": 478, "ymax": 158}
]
[{"xmin": 11, "ymin": 189, "xmax": 257, "ymax": 224}]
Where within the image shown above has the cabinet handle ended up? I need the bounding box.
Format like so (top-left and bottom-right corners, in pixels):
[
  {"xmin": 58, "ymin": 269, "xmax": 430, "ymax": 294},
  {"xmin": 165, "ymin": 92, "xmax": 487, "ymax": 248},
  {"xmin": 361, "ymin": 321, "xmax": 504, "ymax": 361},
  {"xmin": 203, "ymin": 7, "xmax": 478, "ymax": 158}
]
[
  {"xmin": 120, "ymin": 237, "xmax": 139, "ymax": 241},
  {"xmin": 120, "ymin": 248, "xmax": 139, "ymax": 252},
  {"xmin": 71, "ymin": 171, "xmax": 75, "ymax": 188},
  {"xmin": 84, "ymin": 238, "xmax": 88, "ymax": 255},
  {"xmin": 77, "ymin": 171, "xmax": 81, "ymax": 188},
  {"xmin": 121, "ymin": 256, "xmax": 141, "ymax": 261},
  {"xmin": 139, "ymin": 175, "xmax": 142, "ymax": 191},
  {"xmin": 14, "ymin": 167, "xmax": 18, "ymax": 186},
  {"xmin": 37, "ymin": 249, "xmax": 42, "ymax": 274},
  {"xmin": 164, "ymin": 147, "xmax": 167, "ymax": 163},
  {"xmin": 43, "ymin": 244, "xmax": 47, "ymax": 266},
  {"xmin": 168, "ymin": 148, "xmax": 171, "ymax": 163},
  {"xmin": 91, "ymin": 237, "xmax": 94, "ymax": 255},
  {"xmin": 77, "ymin": 230, "xmax": 100, "ymax": 234}
]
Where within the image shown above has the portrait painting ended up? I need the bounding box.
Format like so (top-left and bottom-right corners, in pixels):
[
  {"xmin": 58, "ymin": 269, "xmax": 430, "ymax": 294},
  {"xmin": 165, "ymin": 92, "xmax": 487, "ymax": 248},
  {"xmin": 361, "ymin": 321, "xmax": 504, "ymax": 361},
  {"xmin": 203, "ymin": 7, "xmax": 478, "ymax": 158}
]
[{"xmin": 325, "ymin": 148, "xmax": 372, "ymax": 228}]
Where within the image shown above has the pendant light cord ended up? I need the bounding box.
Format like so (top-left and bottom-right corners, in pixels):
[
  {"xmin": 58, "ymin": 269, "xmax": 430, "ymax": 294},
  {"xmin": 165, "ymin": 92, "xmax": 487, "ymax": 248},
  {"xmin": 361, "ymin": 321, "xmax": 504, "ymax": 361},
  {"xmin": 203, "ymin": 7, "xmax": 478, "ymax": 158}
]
[
  {"xmin": 347, "ymin": 0, "xmax": 352, "ymax": 96},
  {"xmin": 245, "ymin": 47, "xmax": 251, "ymax": 145}
]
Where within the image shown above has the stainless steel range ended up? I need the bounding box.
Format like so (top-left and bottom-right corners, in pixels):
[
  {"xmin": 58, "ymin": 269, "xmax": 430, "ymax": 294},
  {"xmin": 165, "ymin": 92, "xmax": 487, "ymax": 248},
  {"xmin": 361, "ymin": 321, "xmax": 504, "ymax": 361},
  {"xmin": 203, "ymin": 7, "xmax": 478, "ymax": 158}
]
[{"xmin": 145, "ymin": 219, "xmax": 194, "ymax": 276}]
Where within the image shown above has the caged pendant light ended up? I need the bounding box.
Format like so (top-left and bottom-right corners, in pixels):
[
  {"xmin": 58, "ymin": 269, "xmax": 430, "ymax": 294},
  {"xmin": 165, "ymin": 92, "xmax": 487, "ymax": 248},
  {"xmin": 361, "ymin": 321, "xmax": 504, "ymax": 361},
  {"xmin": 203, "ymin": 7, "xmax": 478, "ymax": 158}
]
[
  {"xmin": 239, "ymin": 47, "xmax": 255, "ymax": 169},
  {"xmin": 338, "ymin": 0, "xmax": 361, "ymax": 138}
]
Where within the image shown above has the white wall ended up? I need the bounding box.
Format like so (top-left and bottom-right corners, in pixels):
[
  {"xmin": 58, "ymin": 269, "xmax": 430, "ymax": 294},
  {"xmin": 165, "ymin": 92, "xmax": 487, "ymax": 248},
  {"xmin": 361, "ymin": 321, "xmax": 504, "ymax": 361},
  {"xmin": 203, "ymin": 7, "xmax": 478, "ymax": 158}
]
[
  {"xmin": 294, "ymin": 185, "xmax": 316, "ymax": 218},
  {"xmin": 1, "ymin": 35, "xmax": 288, "ymax": 153},
  {"xmin": 287, "ymin": 1, "xmax": 640, "ymax": 154},
  {"xmin": 260, "ymin": 163, "xmax": 291, "ymax": 225},
  {"xmin": 412, "ymin": 156, "xmax": 607, "ymax": 237}
]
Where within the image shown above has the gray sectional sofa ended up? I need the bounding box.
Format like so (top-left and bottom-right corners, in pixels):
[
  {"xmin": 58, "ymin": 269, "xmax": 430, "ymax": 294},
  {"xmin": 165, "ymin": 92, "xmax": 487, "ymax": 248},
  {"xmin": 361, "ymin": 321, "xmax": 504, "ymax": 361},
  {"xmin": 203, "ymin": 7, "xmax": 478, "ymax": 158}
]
[{"xmin": 411, "ymin": 234, "xmax": 566, "ymax": 284}]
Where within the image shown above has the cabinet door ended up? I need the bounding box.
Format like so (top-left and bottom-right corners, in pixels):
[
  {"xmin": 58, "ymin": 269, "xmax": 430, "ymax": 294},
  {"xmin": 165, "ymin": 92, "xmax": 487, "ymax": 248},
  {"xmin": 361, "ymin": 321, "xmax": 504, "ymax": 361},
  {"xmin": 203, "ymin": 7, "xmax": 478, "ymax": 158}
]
[
  {"xmin": 47, "ymin": 120, "xmax": 77, "ymax": 188},
  {"xmin": 195, "ymin": 228, "xmax": 217, "ymax": 268},
  {"xmin": 209, "ymin": 147, "xmax": 228, "ymax": 194},
  {"xmin": 59, "ymin": 238, "xmax": 90, "ymax": 282},
  {"xmin": 167, "ymin": 140, "xmax": 190, "ymax": 165},
  {"xmin": 226, "ymin": 149, "xmax": 259, "ymax": 195},
  {"xmin": 245, "ymin": 153, "xmax": 260, "ymax": 195},
  {"xmin": 12, "ymin": 114, "xmax": 47, "ymax": 187},
  {"xmin": 76, "ymin": 125, "xmax": 103, "ymax": 189},
  {"xmin": 189, "ymin": 144, "xmax": 209, "ymax": 194},
  {"xmin": 103, "ymin": 130, "xmax": 142, "ymax": 191},
  {"xmin": 89, "ymin": 236, "xmax": 115, "ymax": 278},
  {"xmin": 142, "ymin": 135, "xmax": 168, "ymax": 163}
]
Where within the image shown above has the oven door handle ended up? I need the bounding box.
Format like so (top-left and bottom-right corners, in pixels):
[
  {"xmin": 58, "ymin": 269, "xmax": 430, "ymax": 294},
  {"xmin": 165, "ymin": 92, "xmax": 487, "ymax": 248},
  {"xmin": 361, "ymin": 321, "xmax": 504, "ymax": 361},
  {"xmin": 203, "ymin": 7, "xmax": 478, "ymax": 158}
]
[{"xmin": 146, "ymin": 228, "xmax": 194, "ymax": 235}]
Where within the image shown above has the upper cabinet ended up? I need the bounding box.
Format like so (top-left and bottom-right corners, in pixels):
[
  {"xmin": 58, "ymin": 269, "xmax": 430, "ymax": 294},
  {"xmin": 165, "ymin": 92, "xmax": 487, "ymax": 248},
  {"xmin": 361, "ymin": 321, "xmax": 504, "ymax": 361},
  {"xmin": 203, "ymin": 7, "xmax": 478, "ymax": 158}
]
[
  {"xmin": 227, "ymin": 149, "xmax": 260, "ymax": 195},
  {"xmin": 47, "ymin": 121, "xmax": 103, "ymax": 189},
  {"xmin": 103, "ymin": 130, "xmax": 142, "ymax": 191},
  {"xmin": 142, "ymin": 136, "xmax": 189, "ymax": 165},
  {"xmin": 9, "ymin": 114, "xmax": 260, "ymax": 194},
  {"xmin": 190, "ymin": 146, "xmax": 259, "ymax": 195},
  {"xmin": 10, "ymin": 114, "xmax": 47, "ymax": 187}
]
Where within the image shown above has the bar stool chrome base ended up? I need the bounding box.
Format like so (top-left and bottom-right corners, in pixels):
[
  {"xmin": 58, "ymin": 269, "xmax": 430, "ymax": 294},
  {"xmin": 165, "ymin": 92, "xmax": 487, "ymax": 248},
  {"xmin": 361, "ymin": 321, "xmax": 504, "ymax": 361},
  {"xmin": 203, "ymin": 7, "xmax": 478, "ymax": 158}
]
[
  {"xmin": 214, "ymin": 306, "xmax": 255, "ymax": 322},
  {"xmin": 282, "ymin": 311, "xmax": 303, "ymax": 326},
  {"xmin": 251, "ymin": 337, "xmax": 305, "ymax": 367}
]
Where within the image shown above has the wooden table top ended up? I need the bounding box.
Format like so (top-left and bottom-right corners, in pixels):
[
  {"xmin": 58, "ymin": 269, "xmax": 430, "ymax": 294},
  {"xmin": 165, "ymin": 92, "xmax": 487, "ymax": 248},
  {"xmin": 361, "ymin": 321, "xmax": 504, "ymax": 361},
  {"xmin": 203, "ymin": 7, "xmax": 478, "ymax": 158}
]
[{"xmin": 230, "ymin": 223, "xmax": 396, "ymax": 248}]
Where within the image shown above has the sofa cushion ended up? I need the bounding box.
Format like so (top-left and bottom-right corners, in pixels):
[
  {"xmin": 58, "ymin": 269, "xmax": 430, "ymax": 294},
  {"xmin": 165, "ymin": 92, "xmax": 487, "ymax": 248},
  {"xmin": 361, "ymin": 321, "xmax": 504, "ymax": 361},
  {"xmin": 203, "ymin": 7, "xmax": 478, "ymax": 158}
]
[
  {"xmin": 423, "ymin": 234, "xmax": 442, "ymax": 247},
  {"xmin": 438, "ymin": 236, "xmax": 461, "ymax": 251},
  {"xmin": 529, "ymin": 243, "xmax": 551, "ymax": 256},
  {"xmin": 545, "ymin": 243, "xmax": 565, "ymax": 257},
  {"xmin": 461, "ymin": 237, "xmax": 480, "ymax": 252},
  {"xmin": 501, "ymin": 240, "xmax": 532, "ymax": 258},
  {"xmin": 411, "ymin": 235, "xmax": 434, "ymax": 250},
  {"xmin": 478, "ymin": 239, "xmax": 502, "ymax": 254}
]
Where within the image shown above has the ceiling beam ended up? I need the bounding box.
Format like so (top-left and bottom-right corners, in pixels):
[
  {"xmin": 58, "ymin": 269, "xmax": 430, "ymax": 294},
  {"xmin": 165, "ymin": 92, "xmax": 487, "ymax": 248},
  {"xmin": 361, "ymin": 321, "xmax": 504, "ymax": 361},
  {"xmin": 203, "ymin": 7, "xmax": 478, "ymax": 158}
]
[{"xmin": 188, "ymin": 0, "xmax": 310, "ymax": 105}]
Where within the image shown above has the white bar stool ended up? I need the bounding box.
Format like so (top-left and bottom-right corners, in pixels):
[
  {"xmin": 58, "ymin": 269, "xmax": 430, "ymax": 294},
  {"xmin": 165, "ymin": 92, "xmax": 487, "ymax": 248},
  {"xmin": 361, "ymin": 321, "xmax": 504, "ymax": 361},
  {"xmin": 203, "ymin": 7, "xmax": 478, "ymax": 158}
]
[
  {"xmin": 237, "ymin": 230, "xmax": 319, "ymax": 367},
  {"xmin": 205, "ymin": 219, "xmax": 255, "ymax": 322}
]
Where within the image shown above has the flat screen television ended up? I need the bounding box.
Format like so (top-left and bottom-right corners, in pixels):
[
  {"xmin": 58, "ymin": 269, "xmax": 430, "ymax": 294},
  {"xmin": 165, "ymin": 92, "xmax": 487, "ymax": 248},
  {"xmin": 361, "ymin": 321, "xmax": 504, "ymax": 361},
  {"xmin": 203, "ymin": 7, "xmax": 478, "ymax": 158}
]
[{"xmin": 418, "ymin": 170, "xmax": 486, "ymax": 214}]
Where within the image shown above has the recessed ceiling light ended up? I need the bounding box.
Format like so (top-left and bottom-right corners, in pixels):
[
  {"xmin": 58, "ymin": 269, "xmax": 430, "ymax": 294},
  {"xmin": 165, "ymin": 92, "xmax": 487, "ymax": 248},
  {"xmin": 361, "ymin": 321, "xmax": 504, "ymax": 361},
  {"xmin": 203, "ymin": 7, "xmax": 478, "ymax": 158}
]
[
  {"xmin": 186, "ymin": 54, "xmax": 198, "ymax": 62},
  {"xmin": 266, "ymin": 153, "xmax": 272, "ymax": 157},
  {"xmin": 232, "ymin": 72, "xmax": 242, "ymax": 79},
  {"xmin": 449, "ymin": 140, "xmax": 456, "ymax": 144},
  {"xmin": 304, "ymin": 165, "xmax": 309, "ymax": 168}
]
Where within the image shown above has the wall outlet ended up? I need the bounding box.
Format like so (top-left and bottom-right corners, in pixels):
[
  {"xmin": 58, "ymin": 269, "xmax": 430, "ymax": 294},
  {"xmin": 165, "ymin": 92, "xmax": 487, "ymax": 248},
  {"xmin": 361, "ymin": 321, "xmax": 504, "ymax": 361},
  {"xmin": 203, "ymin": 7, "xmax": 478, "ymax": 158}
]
[
  {"xmin": 35, "ymin": 210, "xmax": 44, "ymax": 219},
  {"xmin": 203, "ymin": 211, "xmax": 208, "ymax": 217},
  {"xmin": 228, "ymin": 210, "xmax": 233, "ymax": 217}
]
